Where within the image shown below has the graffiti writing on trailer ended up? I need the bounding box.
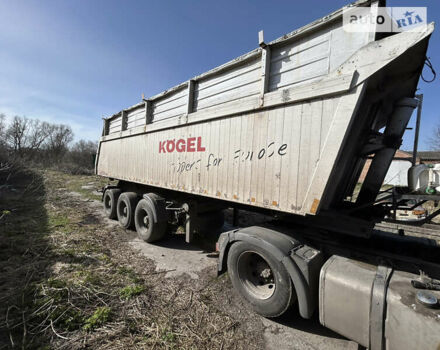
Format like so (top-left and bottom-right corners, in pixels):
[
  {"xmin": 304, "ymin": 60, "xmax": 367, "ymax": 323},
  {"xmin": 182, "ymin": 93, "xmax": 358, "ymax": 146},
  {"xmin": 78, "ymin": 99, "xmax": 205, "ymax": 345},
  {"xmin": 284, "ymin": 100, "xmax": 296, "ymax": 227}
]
[
  {"xmin": 170, "ymin": 152, "xmax": 223, "ymax": 174},
  {"xmin": 171, "ymin": 159, "xmax": 201, "ymax": 173},
  {"xmin": 234, "ymin": 142, "xmax": 287, "ymax": 162},
  {"xmin": 169, "ymin": 142, "xmax": 288, "ymax": 174}
]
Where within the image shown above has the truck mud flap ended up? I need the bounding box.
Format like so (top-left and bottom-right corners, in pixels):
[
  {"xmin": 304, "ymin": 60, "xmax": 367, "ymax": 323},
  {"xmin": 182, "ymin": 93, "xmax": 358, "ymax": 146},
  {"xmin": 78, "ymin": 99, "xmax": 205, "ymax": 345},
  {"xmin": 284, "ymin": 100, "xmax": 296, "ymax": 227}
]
[{"xmin": 217, "ymin": 226, "xmax": 323, "ymax": 319}]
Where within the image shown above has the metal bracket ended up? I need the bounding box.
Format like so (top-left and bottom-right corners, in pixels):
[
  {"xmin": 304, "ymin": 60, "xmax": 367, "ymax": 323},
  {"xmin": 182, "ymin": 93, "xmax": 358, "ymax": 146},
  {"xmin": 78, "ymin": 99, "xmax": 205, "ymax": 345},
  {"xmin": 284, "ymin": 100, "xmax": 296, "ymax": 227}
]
[
  {"xmin": 360, "ymin": 133, "xmax": 402, "ymax": 156},
  {"xmin": 369, "ymin": 265, "xmax": 393, "ymax": 350}
]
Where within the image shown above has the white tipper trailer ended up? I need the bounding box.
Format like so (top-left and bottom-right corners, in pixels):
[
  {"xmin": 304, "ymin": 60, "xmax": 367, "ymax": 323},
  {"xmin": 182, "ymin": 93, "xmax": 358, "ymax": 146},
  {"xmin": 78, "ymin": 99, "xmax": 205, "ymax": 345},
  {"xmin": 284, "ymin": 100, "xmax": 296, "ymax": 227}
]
[{"xmin": 96, "ymin": 1, "xmax": 440, "ymax": 348}]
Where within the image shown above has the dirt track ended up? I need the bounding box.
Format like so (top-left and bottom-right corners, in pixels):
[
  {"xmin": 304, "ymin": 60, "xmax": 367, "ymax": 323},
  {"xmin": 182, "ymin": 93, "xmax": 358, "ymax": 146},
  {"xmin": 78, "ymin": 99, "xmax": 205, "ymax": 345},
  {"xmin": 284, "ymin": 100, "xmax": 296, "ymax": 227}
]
[{"xmin": 0, "ymin": 170, "xmax": 357, "ymax": 349}]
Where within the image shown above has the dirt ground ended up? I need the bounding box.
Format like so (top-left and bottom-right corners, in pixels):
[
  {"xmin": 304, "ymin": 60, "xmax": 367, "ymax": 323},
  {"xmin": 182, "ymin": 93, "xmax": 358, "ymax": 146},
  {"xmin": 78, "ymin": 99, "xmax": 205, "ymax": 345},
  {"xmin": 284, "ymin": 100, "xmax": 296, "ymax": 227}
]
[{"xmin": 0, "ymin": 169, "xmax": 357, "ymax": 349}]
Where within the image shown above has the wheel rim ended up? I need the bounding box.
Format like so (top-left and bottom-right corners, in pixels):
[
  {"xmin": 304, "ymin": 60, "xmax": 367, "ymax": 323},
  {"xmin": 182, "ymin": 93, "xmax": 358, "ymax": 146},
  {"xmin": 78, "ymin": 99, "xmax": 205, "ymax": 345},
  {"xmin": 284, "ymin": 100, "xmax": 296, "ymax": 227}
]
[
  {"xmin": 119, "ymin": 201, "xmax": 128, "ymax": 220},
  {"xmin": 237, "ymin": 251, "xmax": 276, "ymax": 300},
  {"xmin": 139, "ymin": 209, "xmax": 150, "ymax": 230}
]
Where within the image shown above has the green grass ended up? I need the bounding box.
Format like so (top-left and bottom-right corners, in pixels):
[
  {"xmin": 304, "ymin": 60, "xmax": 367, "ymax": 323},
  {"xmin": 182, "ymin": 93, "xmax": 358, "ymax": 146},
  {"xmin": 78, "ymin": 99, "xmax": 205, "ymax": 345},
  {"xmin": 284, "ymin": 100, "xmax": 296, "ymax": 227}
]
[
  {"xmin": 117, "ymin": 266, "xmax": 142, "ymax": 283},
  {"xmin": 48, "ymin": 212, "xmax": 72, "ymax": 233},
  {"xmin": 43, "ymin": 169, "xmax": 113, "ymax": 202},
  {"xmin": 161, "ymin": 328, "xmax": 176, "ymax": 344},
  {"xmin": 119, "ymin": 284, "xmax": 145, "ymax": 299},
  {"xmin": 83, "ymin": 306, "xmax": 111, "ymax": 331}
]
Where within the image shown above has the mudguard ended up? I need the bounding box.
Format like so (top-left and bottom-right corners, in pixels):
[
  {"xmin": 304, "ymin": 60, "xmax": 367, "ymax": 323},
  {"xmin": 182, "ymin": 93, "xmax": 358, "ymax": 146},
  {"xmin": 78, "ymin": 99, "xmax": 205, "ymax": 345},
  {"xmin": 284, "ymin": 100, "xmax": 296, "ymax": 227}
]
[
  {"xmin": 142, "ymin": 193, "xmax": 168, "ymax": 224},
  {"xmin": 217, "ymin": 226, "xmax": 322, "ymax": 319},
  {"xmin": 101, "ymin": 184, "xmax": 120, "ymax": 202}
]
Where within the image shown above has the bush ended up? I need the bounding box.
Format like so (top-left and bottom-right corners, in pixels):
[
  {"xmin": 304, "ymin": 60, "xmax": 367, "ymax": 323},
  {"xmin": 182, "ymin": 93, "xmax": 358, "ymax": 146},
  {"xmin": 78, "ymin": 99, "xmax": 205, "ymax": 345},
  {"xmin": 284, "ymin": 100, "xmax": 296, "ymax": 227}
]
[
  {"xmin": 0, "ymin": 113, "xmax": 98, "ymax": 174},
  {"xmin": 59, "ymin": 162, "xmax": 94, "ymax": 176}
]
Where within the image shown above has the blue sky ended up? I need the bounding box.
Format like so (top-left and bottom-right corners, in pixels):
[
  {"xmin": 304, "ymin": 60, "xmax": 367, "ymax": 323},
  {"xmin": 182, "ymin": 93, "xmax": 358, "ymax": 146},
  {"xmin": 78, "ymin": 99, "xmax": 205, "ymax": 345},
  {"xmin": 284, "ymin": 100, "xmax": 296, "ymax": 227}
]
[{"xmin": 0, "ymin": 0, "xmax": 439, "ymax": 149}]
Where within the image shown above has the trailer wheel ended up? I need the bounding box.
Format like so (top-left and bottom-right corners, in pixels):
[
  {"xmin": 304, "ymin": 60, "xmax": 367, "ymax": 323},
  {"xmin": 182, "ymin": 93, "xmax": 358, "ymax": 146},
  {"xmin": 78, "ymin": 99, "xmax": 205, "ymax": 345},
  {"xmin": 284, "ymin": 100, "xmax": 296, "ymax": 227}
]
[
  {"xmin": 134, "ymin": 198, "xmax": 167, "ymax": 243},
  {"xmin": 227, "ymin": 241, "xmax": 296, "ymax": 318},
  {"xmin": 116, "ymin": 192, "xmax": 138, "ymax": 229},
  {"xmin": 103, "ymin": 188, "xmax": 121, "ymax": 219}
]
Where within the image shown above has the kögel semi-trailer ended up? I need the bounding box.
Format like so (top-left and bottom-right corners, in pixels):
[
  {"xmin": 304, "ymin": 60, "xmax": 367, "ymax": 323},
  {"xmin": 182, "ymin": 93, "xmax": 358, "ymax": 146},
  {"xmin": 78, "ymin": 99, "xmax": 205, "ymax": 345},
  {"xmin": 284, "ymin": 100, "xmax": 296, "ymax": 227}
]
[{"xmin": 96, "ymin": 0, "xmax": 440, "ymax": 348}]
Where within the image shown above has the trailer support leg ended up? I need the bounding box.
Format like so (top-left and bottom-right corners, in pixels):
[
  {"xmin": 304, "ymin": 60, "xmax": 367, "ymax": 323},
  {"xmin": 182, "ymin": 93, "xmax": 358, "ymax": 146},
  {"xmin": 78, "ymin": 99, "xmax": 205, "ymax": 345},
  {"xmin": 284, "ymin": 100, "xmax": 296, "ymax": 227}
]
[{"xmin": 183, "ymin": 202, "xmax": 197, "ymax": 243}]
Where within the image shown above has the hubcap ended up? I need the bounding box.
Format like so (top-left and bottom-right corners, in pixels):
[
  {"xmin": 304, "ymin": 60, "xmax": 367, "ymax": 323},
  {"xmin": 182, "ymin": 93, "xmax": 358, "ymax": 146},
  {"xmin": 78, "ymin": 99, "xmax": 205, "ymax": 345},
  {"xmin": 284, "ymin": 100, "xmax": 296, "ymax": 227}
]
[
  {"xmin": 237, "ymin": 251, "xmax": 275, "ymax": 300},
  {"xmin": 141, "ymin": 209, "xmax": 150, "ymax": 229},
  {"xmin": 121, "ymin": 202, "xmax": 128, "ymax": 218}
]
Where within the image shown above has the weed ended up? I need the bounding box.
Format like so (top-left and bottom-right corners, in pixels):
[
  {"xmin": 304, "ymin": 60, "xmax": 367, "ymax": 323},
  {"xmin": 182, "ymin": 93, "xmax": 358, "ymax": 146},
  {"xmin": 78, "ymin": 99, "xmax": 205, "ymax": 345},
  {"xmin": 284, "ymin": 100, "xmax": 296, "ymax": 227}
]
[
  {"xmin": 54, "ymin": 307, "xmax": 84, "ymax": 331},
  {"xmin": 119, "ymin": 284, "xmax": 145, "ymax": 299},
  {"xmin": 117, "ymin": 266, "xmax": 141, "ymax": 283},
  {"xmin": 74, "ymin": 270, "xmax": 102, "ymax": 286},
  {"xmin": 48, "ymin": 213, "xmax": 72, "ymax": 233},
  {"xmin": 46, "ymin": 277, "xmax": 68, "ymax": 289},
  {"xmin": 83, "ymin": 306, "xmax": 111, "ymax": 331},
  {"xmin": 161, "ymin": 328, "xmax": 176, "ymax": 343},
  {"xmin": 98, "ymin": 253, "xmax": 111, "ymax": 263}
]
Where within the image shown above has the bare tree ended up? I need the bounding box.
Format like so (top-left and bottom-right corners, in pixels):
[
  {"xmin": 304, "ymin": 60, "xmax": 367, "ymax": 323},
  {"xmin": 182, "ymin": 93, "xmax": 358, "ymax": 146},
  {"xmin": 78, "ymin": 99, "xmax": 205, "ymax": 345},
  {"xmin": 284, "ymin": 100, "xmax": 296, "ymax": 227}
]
[
  {"xmin": 0, "ymin": 114, "xmax": 8, "ymax": 163},
  {"xmin": 4, "ymin": 116, "xmax": 53, "ymax": 159},
  {"xmin": 69, "ymin": 140, "xmax": 98, "ymax": 169},
  {"xmin": 5, "ymin": 116, "xmax": 29, "ymax": 157},
  {"xmin": 0, "ymin": 114, "xmax": 5, "ymax": 138},
  {"xmin": 27, "ymin": 120, "xmax": 52, "ymax": 153},
  {"xmin": 0, "ymin": 114, "xmax": 5, "ymax": 146},
  {"xmin": 45, "ymin": 124, "xmax": 74, "ymax": 162},
  {"xmin": 428, "ymin": 123, "xmax": 440, "ymax": 150}
]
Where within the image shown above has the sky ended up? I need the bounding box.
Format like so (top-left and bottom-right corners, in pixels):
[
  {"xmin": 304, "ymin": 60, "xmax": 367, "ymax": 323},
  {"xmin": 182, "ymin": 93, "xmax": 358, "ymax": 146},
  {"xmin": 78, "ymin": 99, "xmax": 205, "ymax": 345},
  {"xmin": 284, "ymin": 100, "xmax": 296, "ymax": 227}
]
[{"xmin": 0, "ymin": 0, "xmax": 439, "ymax": 150}]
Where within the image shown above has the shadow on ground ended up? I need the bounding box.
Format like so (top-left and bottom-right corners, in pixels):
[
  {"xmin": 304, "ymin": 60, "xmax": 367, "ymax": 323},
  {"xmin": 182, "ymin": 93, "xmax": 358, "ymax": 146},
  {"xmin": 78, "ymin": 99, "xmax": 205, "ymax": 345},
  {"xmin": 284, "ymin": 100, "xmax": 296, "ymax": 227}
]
[
  {"xmin": 274, "ymin": 307, "xmax": 346, "ymax": 340},
  {"xmin": 0, "ymin": 165, "xmax": 50, "ymax": 348}
]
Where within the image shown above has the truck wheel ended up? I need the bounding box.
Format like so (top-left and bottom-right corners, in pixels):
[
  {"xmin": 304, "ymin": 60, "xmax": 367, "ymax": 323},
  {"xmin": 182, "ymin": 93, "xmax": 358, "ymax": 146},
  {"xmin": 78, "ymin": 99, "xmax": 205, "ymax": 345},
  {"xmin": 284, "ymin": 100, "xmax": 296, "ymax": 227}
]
[
  {"xmin": 134, "ymin": 198, "xmax": 167, "ymax": 243},
  {"xmin": 103, "ymin": 188, "xmax": 121, "ymax": 219},
  {"xmin": 116, "ymin": 192, "xmax": 138, "ymax": 229},
  {"xmin": 227, "ymin": 241, "xmax": 296, "ymax": 318}
]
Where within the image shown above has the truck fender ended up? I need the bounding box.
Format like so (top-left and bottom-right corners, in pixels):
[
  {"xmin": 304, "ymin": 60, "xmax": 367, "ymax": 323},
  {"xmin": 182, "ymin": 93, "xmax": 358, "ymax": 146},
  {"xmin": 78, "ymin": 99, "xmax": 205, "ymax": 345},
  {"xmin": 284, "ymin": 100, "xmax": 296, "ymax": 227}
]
[
  {"xmin": 142, "ymin": 193, "xmax": 167, "ymax": 224},
  {"xmin": 101, "ymin": 184, "xmax": 120, "ymax": 202},
  {"xmin": 217, "ymin": 226, "xmax": 317, "ymax": 319}
]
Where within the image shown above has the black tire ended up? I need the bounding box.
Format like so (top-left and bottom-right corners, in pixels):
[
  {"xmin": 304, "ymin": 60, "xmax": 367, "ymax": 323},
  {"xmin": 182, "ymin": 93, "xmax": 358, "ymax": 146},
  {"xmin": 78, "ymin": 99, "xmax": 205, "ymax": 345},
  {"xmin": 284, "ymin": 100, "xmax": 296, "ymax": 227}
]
[
  {"xmin": 103, "ymin": 188, "xmax": 121, "ymax": 219},
  {"xmin": 227, "ymin": 241, "xmax": 296, "ymax": 318},
  {"xmin": 116, "ymin": 192, "xmax": 138, "ymax": 229},
  {"xmin": 134, "ymin": 197, "xmax": 167, "ymax": 243},
  {"xmin": 195, "ymin": 210, "xmax": 225, "ymax": 233}
]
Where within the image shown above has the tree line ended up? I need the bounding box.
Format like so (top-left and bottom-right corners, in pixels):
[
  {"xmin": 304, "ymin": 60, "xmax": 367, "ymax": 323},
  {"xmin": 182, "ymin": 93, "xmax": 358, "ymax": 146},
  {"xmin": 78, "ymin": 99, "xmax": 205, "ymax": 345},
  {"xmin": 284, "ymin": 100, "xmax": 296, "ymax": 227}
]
[{"xmin": 0, "ymin": 114, "xmax": 97, "ymax": 174}]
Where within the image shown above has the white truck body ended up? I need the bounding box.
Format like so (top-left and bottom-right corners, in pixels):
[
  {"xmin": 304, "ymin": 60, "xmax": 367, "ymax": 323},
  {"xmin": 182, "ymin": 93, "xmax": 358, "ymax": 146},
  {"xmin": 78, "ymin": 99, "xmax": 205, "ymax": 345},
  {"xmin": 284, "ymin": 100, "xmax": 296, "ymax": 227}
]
[{"xmin": 96, "ymin": 0, "xmax": 433, "ymax": 218}]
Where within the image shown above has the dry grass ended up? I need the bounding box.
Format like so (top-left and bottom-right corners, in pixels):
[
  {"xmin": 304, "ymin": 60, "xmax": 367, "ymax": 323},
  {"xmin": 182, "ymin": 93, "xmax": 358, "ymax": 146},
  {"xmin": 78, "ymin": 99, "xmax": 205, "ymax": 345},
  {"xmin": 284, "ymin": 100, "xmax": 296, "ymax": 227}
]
[{"xmin": 0, "ymin": 169, "xmax": 264, "ymax": 349}]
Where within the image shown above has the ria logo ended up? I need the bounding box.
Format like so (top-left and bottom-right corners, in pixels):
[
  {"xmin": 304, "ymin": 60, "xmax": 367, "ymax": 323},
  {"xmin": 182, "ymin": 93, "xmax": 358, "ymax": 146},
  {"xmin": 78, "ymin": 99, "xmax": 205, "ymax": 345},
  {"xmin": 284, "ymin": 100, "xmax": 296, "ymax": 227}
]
[
  {"xmin": 343, "ymin": 6, "xmax": 427, "ymax": 33},
  {"xmin": 395, "ymin": 10, "xmax": 424, "ymax": 29}
]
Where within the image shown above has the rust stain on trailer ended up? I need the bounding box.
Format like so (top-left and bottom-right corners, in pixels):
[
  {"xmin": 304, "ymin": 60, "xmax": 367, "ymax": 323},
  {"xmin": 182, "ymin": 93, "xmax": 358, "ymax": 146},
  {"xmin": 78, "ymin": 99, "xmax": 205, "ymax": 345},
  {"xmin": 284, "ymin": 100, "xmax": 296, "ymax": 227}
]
[{"xmin": 310, "ymin": 199, "xmax": 320, "ymax": 214}]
